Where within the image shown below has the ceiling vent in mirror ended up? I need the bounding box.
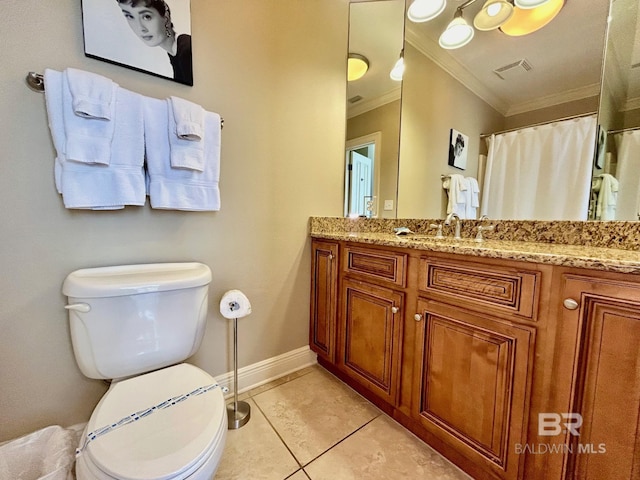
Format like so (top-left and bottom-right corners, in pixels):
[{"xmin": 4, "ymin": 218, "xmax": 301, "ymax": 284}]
[
  {"xmin": 493, "ymin": 59, "xmax": 533, "ymax": 80},
  {"xmin": 348, "ymin": 95, "xmax": 364, "ymax": 104}
]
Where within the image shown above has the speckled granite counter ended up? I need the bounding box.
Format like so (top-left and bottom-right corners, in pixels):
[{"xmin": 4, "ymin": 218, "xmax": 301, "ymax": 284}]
[{"xmin": 310, "ymin": 217, "xmax": 640, "ymax": 274}]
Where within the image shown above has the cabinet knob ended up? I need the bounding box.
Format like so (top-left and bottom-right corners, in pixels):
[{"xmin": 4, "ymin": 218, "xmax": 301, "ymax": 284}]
[
  {"xmin": 563, "ymin": 298, "xmax": 579, "ymax": 310},
  {"xmin": 414, "ymin": 313, "xmax": 423, "ymax": 322},
  {"xmin": 328, "ymin": 253, "xmax": 334, "ymax": 260},
  {"xmin": 391, "ymin": 306, "xmax": 399, "ymax": 314}
]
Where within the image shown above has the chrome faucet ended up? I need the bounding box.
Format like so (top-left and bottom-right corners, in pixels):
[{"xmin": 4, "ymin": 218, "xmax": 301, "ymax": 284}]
[{"xmin": 444, "ymin": 212, "xmax": 462, "ymax": 239}]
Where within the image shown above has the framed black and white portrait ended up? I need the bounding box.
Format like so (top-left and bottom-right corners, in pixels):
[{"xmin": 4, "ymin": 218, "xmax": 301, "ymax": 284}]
[
  {"xmin": 448, "ymin": 128, "xmax": 469, "ymax": 170},
  {"xmin": 81, "ymin": 0, "xmax": 193, "ymax": 86},
  {"xmin": 595, "ymin": 125, "xmax": 607, "ymax": 170}
]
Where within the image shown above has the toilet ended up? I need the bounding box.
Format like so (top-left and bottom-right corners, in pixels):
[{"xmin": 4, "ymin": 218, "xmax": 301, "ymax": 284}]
[{"xmin": 62, "ymin": 262, "xmax": 227, "ymax": 480}]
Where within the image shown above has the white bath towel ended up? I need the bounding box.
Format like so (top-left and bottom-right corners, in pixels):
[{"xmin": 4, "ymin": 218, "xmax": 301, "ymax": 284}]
[
  {"xmin": 43, "ymin": 69, "xmax": 65, "ymax": 194},
  {"xmin": 66, "ymin": 68, "xmax": 117, "ymax": 120},
  {"xmin": 145, "ymin": 97, "xmax": 221, "ymax": 211},
  {"xmin": 44, "ymin": 72, "xmax": 146, "ymax": 209},
  {"xmin": 443, "ymin": 174, "xmax": 467, "ymax": 218},
  {"xmin": 595, "ymin": 173, "xmax": 619, "ymax": 220},
  {"xmin": 168, "ymin": 97, "xmax": 206, "ymax": 171},
  {"xmin": 63, "ymin": 70, "xmax": 116, "ymax": 166}
]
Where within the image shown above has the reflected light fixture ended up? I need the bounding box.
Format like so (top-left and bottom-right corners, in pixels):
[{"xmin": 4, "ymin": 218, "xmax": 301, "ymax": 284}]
[
  {"xmin": 407, "ymin": 0, "xmax": 447, "ymax": 23},
  {"xmin": 439, "ymin": 8, "xmax": 475, "ymax": 49},
  {"xmin": 514, "ymin": 0, "xmax": 551, "ymax": 8},
  {"xmin": 500, "ymin": 0, "xmax": 564, "ymax": 36},
  {"xmin": 347, "ymin": 53, "xmax": 369, "ymax": 82},
  {"xmin": 474, "ymin": 0, "xmax": 514, "ymax": 31},
  {"xmin": 390, "ymin": 51, "xmax": 405, "ymax": 81},
  {"xmin": 407, "ymin": 0, "xmax": 563, "ymax": 50}
]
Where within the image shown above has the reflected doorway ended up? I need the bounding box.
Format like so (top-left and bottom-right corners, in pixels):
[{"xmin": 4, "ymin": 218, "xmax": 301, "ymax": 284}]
[{"xmin": 344, "ymin": 132, "xmax": 381, "ymax": 217}]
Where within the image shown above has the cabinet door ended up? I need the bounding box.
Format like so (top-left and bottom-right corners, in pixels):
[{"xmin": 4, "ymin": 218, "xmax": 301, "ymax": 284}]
[
  {"xmin": 413, "ymin": 299, "xmax": 535, "ymax": 480},
  {"xmin": 562, "ymin": 275, "xmax": 640, "ymax": 480},
  {"xmin": 310, "ymin": 240, "xmax": 338, "ymax": 363},
  {"xmin": 338, "ymin": 278, "xmax": 404, "ymax": 405}
]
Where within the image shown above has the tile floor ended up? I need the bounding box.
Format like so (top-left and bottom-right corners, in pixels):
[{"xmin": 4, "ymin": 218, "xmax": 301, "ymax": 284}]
[{"xmin": 214, "ymin": 365, "xmax": 472, "ymax": 480}]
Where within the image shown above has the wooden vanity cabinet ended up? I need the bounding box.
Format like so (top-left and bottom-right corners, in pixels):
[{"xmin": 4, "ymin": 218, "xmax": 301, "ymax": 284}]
[
  {"xmin": 553, "ymin": 271, "xmax": 640, "ymax": 480},
  {"xmin": 309, "ymin": 240, "xmax": 338, "ymax": 363},
  {"xmin": 309, "ymin": 238, "xmax": 640, "ymax": 480}
]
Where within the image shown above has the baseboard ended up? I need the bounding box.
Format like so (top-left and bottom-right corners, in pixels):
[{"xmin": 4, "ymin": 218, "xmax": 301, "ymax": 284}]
[{"xmin": 215, "ymin": 345, "xmax": 317, "ymax": 395}]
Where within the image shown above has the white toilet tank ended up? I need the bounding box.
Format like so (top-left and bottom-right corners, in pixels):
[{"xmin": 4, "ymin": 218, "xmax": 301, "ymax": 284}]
[{"xmin": 62, "ymin": 263, "xmax": 212, "ymax": 380}]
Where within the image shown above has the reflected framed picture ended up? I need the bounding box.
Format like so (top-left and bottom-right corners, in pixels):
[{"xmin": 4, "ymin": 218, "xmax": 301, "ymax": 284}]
[
  {"xmin": 81, "ymin": 0, "xmax": 193, "ymax": 86},
  {"xmin": 448, "ymin": 128, "xmax": 469, "ymax": 170},
  {"xmin": 595, "ymin": 125, "xmax": 606, "ymax": 169}
]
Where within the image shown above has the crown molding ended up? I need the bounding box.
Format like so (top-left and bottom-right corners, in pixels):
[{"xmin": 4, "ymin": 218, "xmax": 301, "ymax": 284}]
[
  {"xmin": 505, "ymin": 83, "xmax": 601, "ymax": 117},
  {"xmin": 405, "ymin": 26, "xmax": 509, "ymax": 115},
  {"xmin": 347, "ymin": 87, "xmax": 402, "ymax": 118}
]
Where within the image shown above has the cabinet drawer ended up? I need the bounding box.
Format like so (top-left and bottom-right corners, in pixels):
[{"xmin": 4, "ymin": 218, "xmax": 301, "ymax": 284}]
[
  {"xmin": 343, "ymin": 245, "xmax": 407, "ymax": 288},
  {"xmin": 419, "ymin": 257, "xmax": 539, "ymax": 320}
]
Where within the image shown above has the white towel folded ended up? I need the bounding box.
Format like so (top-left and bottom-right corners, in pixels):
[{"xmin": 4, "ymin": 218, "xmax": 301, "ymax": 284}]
[
  {"xmin": 168, "ymin": 97, "xmax": 206, "ymax": 171},
  {"xmin": 66, "ymin": 68, "xmax": 117, "ymax": 120},
  {"xmin": 145, "ymin": 97, "xmax": 221, "ymax": 211},
  {"xmin": 170, "ymin": 96, "xmax": 204, "ymax": 140},
  {"xmin": 596, "ymin": 173, "xmax": 619, "ymax": 220},
  {"xmin": 63, "ymin": 70, "xmax": 116, "ymax": 166},
  {"xmin": 44, "ymin": 70, "xmax": 145, "ymax": 210},
  {"xmin": 43, "ymin": 69, "xmax": 65, "ymax": 194},
  {"xmin": 443, "ymin": 174, "xmax": 467, "ymax": 217},
  {"xmin": 465, "ymin": 177, "xmax": 480, "ymax": 219}
]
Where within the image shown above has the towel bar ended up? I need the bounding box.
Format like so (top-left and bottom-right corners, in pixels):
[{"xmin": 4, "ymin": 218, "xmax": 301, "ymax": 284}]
[{"xmin": 25, "ymin": 71, "xmax": 224, "ymax": 129}]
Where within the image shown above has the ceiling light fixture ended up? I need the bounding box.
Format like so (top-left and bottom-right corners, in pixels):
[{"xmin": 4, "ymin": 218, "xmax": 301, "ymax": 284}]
[
  {"xmin": 407, "ymin": 0, "xmax": 447, "ymax": 23},
  {"xmin": 500, "ymin": 0, "xmax": 564, "ymax": 36},
  {"xmin": 474, "ymin": 0, "xmax": 514, "ymax": 31},
  {"xmin": 513, "ymin": 0, "xmax": 551, "ymax": 9},
  {"xmin": 439, "ymin": 8, "xmax": 475, "ymax": 50},
  {"xmin": 347, "ymin": 53, "xmax": 369, "ymax": 82},
  {"xmin": 407, "ymin": 0, "xmax": 563, "ymax": 50},
  {"xmin": 390, "ymin": 51, "xmax": 405, "ymax": 81}
]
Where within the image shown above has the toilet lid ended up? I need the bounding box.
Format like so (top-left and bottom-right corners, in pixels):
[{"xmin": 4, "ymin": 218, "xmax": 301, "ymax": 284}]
[{"xmin": 83, "ymin": 363, "xmax": 225, "ymax": 480}]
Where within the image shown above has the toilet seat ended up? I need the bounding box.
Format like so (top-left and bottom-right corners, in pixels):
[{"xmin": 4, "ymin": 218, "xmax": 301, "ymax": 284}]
[{"xmin": 77, "ymin": 363, "xmax": 226, "ymax": 480}]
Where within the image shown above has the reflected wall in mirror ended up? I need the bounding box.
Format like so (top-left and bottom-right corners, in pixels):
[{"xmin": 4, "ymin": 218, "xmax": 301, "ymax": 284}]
[
  {"xmin": 592, "ymin": 0, "xmax": 640, "ymax": 220},
  {"xmin": 345, "ymin": 0, "xmax": 405, "ymax": 218},
  {"xmin": 397, "ymin": 0, "xmax": 610, "ymax": 221}
]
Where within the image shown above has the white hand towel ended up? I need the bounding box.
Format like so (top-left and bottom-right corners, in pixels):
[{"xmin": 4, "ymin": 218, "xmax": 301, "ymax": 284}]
[
  {"xmin": 63, "ymin": 70, "xmax": 116, "ymax": 165},
  {"xmin": 168, "ymin": 97, "xmax": 205, "ymax": 171},
  {"xmin": 170, "ymin": 96, "xmax": 204, "ymax": 140},
  {"xmin": 145, "ymin": 97, "xmax": 221, "ymax": 211},
  {"xmin": 66, "ymin": 68, "xmax": 117, "ymax": 120},
  {"xmin": 465, "ymin": 177, "xmax": 480, "ymax": 219},
  {"xmin": 60, "ymin": 87, "xmax": 146, "ymax": 209},
  {"xmin": 43, "ymin": 69, "xmax": 65, "ymax": 194}
]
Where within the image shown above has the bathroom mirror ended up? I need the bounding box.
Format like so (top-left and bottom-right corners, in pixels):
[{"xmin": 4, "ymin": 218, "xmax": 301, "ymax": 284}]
[
  {"xmin": 591, "ymin": 0, "xmax": 640, "ymax": 220},
  {"xmin": 344, "ymin": 0, "xmax": 625, "ymax": 221},
  {"xmin": 345, "ymin": 0, "xmax": 405, "ymax": 218}
]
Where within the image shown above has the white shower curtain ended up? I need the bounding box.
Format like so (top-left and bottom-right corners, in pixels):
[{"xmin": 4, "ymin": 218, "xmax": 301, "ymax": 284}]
[
  {"xmin": 480, "ymin": 115, "xmax": 597, "ymax": 220},
  {"xmin": 614, "ymin": 130, "xmax": 640, "ymax": 220}
]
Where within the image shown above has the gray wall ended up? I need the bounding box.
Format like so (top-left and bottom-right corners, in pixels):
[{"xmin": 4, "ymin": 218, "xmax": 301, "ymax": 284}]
[{"xmin": 0, "ymin": 0, "xmax": 348, "ymax": 442}]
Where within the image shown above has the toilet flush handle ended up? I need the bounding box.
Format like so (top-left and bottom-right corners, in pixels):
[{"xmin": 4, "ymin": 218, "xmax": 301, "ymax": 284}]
[{"xmin": 65, "ymin": 303, "xmax": 91, "ymax": 313}]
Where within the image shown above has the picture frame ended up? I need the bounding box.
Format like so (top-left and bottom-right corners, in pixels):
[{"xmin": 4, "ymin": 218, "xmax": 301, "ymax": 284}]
[
  {"xmin": 595, "ymin": 125, "xmax": 606, "ymax": 170},
  {"xmin": 448, "ymin": 128, "xmax": 469, "ymax": 170},
  {"xmin": 81, "ymin": 0, "xmax": 193, "ymax": 86}
]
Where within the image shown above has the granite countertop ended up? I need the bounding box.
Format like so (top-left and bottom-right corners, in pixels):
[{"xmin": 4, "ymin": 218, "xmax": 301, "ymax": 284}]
[{"xmin": 310, "ymin": 230, "xmax": 640, "ymax": 275}]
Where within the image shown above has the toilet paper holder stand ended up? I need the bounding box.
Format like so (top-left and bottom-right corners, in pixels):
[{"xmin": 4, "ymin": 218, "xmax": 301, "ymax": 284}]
[{"xmin": 226, "ymin": 299, "xmax": 251, "ymax": 430}]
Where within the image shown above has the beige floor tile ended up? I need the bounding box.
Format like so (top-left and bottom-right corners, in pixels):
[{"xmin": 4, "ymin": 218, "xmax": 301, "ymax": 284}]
[
  {"xmin": 304, "ymin": 415, "xmax": 472, "ymax": 480},
  {"xmin": 214, "ymin": 398, "xmax": 300, "ymax": 480},
  {"xmin": 248, "ymin": 365, "xmax": 320, "ymax": 398},
  {"xmin": 252, "ymin": 368, "xmax": 380, "ymax": 466},
  {"xmin": 287, "ymin": 470, "xmax": 311, "ymax": 480}
]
